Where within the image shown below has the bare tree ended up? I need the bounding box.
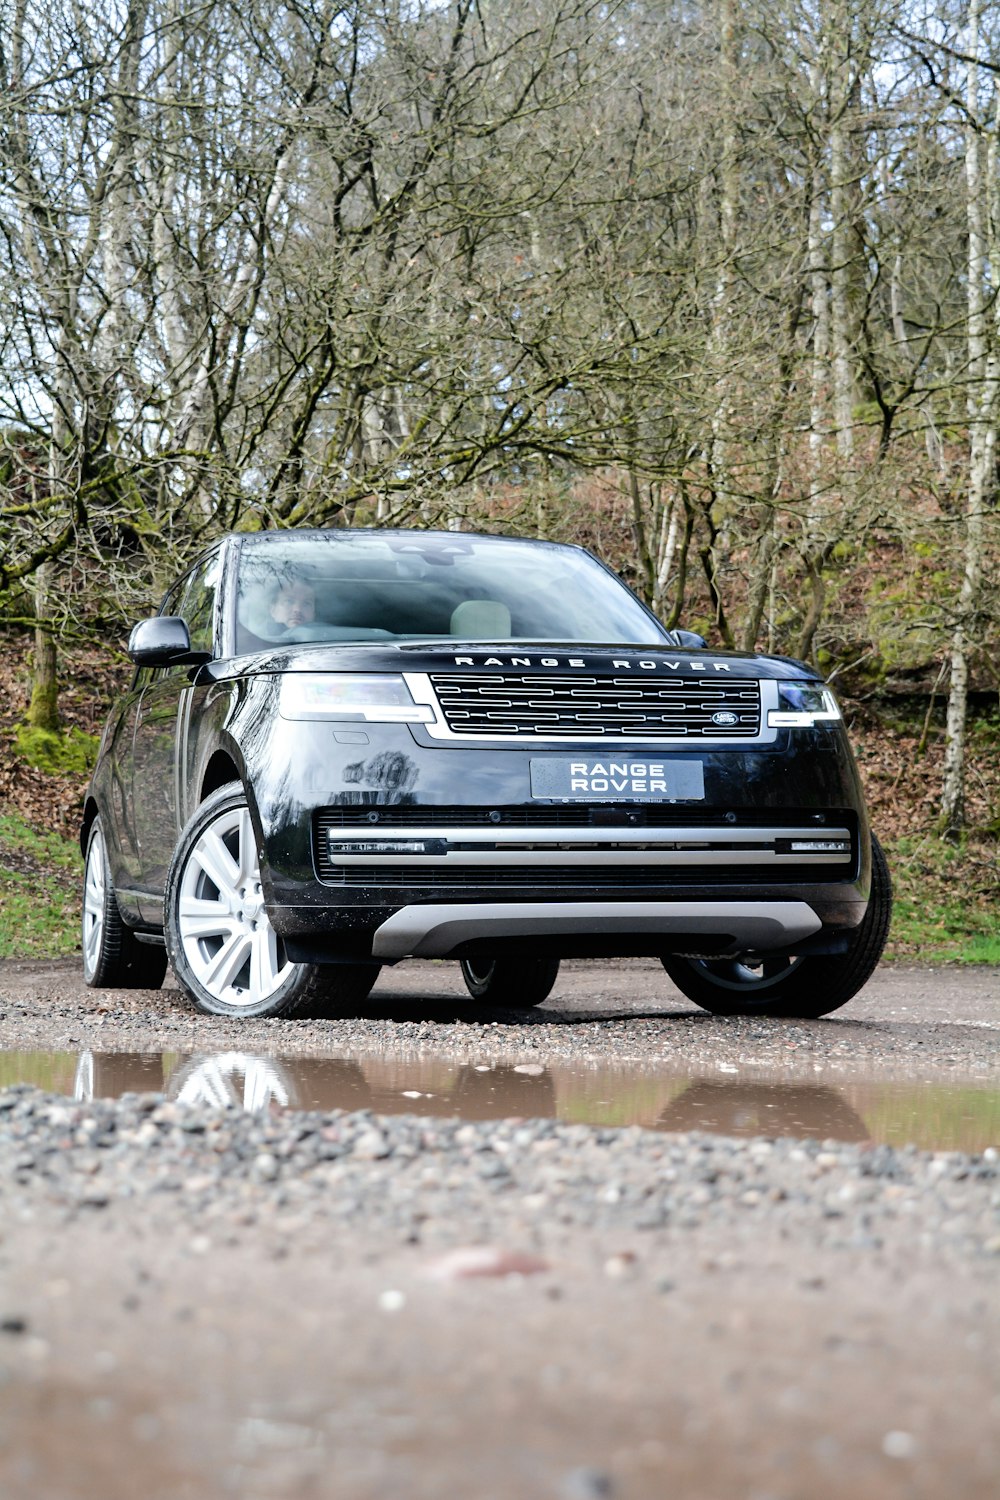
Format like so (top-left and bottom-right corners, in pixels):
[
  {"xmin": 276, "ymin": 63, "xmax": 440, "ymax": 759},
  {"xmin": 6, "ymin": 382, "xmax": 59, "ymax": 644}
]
[{"xmin": 940, "ymin": 0, "xmax": 999, "ymax": 832}]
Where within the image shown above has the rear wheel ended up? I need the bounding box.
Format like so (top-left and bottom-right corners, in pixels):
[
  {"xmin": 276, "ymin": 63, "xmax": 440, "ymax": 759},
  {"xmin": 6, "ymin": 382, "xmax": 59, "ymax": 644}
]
[
  {"xmin": 661, "ymin": 835, "xmax": 892, "ymax": 1019},
  {"xmin": 459, "ymin": 956, "xmax": 560, "ymax": 1007},
  {"xmin": 165, "ymin": 784, "xmax": 379, "ymax": 1018},
  {"xmin": 81, "ymin": 819, "xmax": 167, "ymax": 989}
]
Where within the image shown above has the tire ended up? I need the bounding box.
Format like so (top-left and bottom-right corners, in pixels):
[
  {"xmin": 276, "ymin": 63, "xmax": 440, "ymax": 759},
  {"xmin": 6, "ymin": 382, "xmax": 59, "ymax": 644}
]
[
  {"xmin": 660, "ymin": 834, "xmax": 892, "ymax": 1019},
  {"xmin": 459, "ymin": 956, "xmax": 561, "ymax": 1007},
  {"xmin": 81, "ymin": 818, "xmax": 168, "ymax": 990},
  {"xmin": 164, "ymin": 783, "xmax": 379, "ymax": 1019}
]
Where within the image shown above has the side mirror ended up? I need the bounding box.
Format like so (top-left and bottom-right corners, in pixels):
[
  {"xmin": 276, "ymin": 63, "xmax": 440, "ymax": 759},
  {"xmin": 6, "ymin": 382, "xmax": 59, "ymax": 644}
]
[
  {"xmin": 128, "ymin": 616, "xmax": 211, "ymax": 667},
  {"xmin": 667, "ymin": 628, "xmax": 708, "ymax": 650}
]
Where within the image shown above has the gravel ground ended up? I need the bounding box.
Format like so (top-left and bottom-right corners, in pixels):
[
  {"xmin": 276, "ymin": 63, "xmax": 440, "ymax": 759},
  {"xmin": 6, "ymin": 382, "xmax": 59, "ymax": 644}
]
[
  {"xmin": 1, "ymin": 957, "xmax": 998, "ymax": 1082},
  {"xmin": 0, "ymin": 960, "xmax": 998, "ymax": 1500}
]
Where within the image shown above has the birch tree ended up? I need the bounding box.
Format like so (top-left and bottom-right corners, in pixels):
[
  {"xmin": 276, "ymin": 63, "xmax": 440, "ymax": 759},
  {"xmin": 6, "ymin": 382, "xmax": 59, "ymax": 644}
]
[{"xmin": 940, "ymin": 0, "xmax": 999, "ymax": 832}]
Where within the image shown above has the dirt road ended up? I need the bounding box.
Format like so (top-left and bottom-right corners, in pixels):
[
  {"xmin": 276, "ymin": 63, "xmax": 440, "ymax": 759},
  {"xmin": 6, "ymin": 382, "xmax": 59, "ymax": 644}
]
[{"xmin": 0, "ymin": 961, "xmax": 997, "ymax": 1500}]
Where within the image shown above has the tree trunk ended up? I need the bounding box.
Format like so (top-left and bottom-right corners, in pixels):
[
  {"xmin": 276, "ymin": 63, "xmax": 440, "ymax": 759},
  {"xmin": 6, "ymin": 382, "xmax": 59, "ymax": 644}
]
[
  {"xmin": 26, "ymin": 561, "xmax": 60, "ymax": 734},
  {"xmin": 941, "ymin": 0, "xmax": 997, "ymax": 833}
]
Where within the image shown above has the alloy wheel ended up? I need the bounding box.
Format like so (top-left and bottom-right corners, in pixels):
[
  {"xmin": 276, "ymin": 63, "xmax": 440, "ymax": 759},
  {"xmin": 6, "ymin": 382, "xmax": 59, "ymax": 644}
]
[
  {"xmin": 81, "ymin": 825, "xmax": 108, "ymax": 982},
  {"xmin": 175, "ymin": 805, "xmax": 292, "ymax": 1009}
]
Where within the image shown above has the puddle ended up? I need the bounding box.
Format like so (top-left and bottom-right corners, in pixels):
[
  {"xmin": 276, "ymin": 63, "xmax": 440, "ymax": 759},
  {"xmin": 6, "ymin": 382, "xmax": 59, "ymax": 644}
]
[{"xmin": 1, "ymin": 1048, "xmax": 997, "ymax": 1151}]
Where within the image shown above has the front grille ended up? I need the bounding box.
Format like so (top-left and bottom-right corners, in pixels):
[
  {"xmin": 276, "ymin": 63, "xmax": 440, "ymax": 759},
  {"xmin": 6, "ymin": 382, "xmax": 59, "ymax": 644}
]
[
  {"xmin": 428, "ymin": 674, "xmax": 761, "ymax": 738},
  {"xmin": 313, "ymin": 863, "xmax": 841, "ymax": 890}
]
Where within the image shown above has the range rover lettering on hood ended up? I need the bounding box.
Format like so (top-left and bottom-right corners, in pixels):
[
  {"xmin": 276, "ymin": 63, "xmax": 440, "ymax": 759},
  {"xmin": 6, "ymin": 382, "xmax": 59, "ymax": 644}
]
[{"xmin": 452, "ymin": 654, "xmax": 734, "ymax": 672}]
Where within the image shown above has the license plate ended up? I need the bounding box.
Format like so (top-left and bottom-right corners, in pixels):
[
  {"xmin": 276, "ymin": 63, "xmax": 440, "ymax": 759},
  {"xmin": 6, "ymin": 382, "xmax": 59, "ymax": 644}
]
[{"xmin": 529, "ymin": 757, "xmax": 705, "ymax": 801}]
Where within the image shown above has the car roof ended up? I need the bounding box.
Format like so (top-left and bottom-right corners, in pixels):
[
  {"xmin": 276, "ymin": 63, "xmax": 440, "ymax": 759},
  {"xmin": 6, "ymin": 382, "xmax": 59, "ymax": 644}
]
[{"xmin": 233, "ymin": 527, "xmax": 583, "ymax": 549}]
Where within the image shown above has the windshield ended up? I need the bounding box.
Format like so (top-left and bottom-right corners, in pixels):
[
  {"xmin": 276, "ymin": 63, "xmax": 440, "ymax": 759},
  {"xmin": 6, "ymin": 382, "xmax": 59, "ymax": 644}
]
[{"xmin": 234, "ymin": 531, "xmax": 667, "ymax": 652}]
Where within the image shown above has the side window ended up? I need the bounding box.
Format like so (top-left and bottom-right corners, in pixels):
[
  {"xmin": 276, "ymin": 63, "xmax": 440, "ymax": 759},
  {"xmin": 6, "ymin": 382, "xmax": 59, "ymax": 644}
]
[{"xmin": 167, "ymin": 553, "xmax": 222, "ymax": 657}]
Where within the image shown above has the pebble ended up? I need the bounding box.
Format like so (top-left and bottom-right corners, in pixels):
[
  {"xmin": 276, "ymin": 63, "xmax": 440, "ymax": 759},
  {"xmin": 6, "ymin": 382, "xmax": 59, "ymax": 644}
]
[
  {"xmin": 882, "ymin": 1431, "xmax": 917, "ymax": 1460},
  {"xmin": 561, "ymin": 1467, "xmax": 615, "ymax": 1498},
  {"xmin": 425, "ymin": 1246, "xmax": 550, "ymax": 1280}
]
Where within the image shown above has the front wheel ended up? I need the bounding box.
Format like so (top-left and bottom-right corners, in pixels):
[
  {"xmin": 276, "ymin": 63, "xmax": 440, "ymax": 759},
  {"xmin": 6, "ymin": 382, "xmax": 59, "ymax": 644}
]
[
  {"xmin": 81, "ymin": 819, "xmax": 167, "ymax": 989},
  {"xmin": 164, "ymin": 784, "xmax": 379, "ymax": 1018},
  {"xmin": 459, "ymin": 957, "xmax": 560, "ymax": 1007},
  {"xmin": 661, "ymin": 835, "xmax": 892, "ymax": 1019}
]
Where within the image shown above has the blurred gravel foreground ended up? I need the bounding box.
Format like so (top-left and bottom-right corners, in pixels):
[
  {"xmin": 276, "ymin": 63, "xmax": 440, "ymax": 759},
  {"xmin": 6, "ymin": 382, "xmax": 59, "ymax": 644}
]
[{"xmin": 0, "ymin": 959, "xmax": 997, "ymax": 1499}]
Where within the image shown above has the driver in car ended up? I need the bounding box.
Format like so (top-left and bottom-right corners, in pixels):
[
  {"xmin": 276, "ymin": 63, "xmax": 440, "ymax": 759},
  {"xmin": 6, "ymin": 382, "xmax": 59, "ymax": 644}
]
[{"xmin": 268, "ymin": 579, "xmax": 316, "ymax": 632}]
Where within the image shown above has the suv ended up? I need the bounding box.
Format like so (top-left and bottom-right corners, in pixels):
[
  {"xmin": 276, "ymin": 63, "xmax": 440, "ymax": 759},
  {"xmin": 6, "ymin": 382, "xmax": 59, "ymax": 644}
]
[{"xmin": 81, "ymin": 528, "xmax": 891, "ymax": 1019}]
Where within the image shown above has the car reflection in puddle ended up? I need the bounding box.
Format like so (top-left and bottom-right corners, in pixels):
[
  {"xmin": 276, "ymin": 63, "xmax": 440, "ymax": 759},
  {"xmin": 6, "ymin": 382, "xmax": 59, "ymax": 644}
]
[
  {"xmin": 45, "ymin": 1048, "xmax": 999, "ymax": 1152},
  {"xmin": 655, "ymin": 1078, "xmax": 871, "ymax": 1142}
]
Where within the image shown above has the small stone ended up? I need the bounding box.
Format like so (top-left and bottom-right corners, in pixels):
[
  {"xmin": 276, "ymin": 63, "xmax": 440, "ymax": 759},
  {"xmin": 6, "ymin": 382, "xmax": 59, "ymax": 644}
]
[
  {"xmin": 425, "ymin": 1247, "xmax": 549, "ymax": 1281},
  {"xmin": 560, "ymin": 1466, "xmax": 615, "ymax": 1498},
  {"xmin": 253, "ymin": 1154, "xmax": 280, "ymax": 1181},
  {"xmin": 183, "ymin": 1175, "xmax": 217, "ymax": 1195},
  {"xmin": 79, "ymin": 1189, "xmax": 110, "ymax": 1209},
  {"xmin": 352, "ymin": 1130, "xmax": 390, "ymax": 1160},
  {"xmin": 882, "ymin": 1431, "xmax": 917, "ymax": 1460},
  {"xmin": 378, "ymin": 1289, "xmax": 406, "ymax": 1312},
  {"xmin": 513, "ymin": 1064, "xmax": 544, "ymax": 1076},
  {"xmin": 603, "ymin": 1252, "xmax": 637, "ymax": 1280}
]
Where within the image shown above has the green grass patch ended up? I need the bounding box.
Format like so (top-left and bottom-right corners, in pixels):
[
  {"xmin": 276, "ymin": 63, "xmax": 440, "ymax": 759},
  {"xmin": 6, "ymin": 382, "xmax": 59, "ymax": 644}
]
[
  {"xmin": 0, "ymin": 811, "xmax": 80, "ymax": 959},
  {"xmin": 950, "ymin": 935, "xmax": 1000, "ymax": 965},
  {"xmin": 884, "ymin": 831, "xmax": 999, "ymax": 964}
]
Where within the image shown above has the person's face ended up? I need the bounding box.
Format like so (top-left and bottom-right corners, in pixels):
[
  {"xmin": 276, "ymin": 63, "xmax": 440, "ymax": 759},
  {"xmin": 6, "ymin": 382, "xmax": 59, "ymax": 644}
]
[{"xmin": 271, "ymin": 581, "xmax": 315, "ymax": 628}]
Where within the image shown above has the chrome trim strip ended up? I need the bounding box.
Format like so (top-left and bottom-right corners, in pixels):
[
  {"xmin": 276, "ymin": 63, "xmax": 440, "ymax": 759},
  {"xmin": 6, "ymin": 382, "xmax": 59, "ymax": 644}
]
[
  {"xmin": 328, "ymin": 850, "xmax": 850, "ymax": 867},
  {"xmin": 325, "ymin": 824, "xmax": 851, "ymax": 847},
  {"xmin": 371, "ymin": 900, "xmax": 823, "ymax": 959},
  {"xmin": 323, "ymin": 824, "xmax": 852, "ymax": 868},
  {"xmin": 403, "ymin": 673, "xmax": 782, "ymax": 746}
]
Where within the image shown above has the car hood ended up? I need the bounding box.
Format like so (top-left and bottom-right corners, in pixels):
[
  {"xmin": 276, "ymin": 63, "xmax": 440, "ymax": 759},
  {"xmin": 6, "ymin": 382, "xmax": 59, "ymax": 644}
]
[{"xmin": 212, "ymin": 641, "xmax": 821, "ymax": 682}]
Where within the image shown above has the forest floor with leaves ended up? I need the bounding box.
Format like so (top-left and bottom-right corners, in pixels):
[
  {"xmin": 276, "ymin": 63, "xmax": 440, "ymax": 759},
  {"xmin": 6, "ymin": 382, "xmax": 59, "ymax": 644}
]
[{"xmin": 0, "ymin": 634, "xmax": 997, "ymax": 964}]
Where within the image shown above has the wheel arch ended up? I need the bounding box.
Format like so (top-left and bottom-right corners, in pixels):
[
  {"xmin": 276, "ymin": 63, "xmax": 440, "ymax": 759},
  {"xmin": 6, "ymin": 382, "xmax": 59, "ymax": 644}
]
[
  {"xmin": 199, "ymin": 748, "xmax": 242, "ymax": 804},
  {"xmin": 80, "ymin": 795, "xmax": 100, "ymax": 856}
]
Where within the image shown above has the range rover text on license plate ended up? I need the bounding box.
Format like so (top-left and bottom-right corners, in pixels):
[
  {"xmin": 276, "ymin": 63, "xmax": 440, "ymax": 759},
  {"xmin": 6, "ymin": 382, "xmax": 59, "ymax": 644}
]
[{"xmin": 530, "ymin": 758, "xmax": 705, "ymax": 801}]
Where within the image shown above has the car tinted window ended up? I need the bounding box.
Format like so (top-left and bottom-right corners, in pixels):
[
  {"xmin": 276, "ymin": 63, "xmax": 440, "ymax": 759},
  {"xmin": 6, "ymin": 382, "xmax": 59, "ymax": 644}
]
[
  {"xmin": 168, "ymin": 553, "xmax": 222, "ymax": 656},
  {"xmin": 235, "ymin": 534, "xmax": 665, "ymax": 651}
]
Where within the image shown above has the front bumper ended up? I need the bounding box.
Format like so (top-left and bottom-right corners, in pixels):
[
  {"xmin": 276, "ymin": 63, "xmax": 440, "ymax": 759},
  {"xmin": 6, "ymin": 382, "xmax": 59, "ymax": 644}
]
[{"xmin": 242, "ymin": 719, "xmax": 871, "ymax": 962}]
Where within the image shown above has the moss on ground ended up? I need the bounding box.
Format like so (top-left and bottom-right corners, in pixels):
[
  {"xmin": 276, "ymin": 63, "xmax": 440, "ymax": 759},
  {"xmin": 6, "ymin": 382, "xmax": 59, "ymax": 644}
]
[{"xmin": 14, "ymin": 723, "xmax": 99, "ymax": 777}]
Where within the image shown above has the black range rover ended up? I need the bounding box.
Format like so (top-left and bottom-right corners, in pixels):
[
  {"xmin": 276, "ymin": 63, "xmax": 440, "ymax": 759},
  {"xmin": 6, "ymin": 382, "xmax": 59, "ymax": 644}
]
[{"xmin": 80, "ymin": 528, "xmax": 891, "ymax": 1019}]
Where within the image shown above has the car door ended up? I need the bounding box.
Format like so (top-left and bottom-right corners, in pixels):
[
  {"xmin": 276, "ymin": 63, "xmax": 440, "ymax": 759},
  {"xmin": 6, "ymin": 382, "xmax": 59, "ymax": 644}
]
[
  {"xmin": 129, "ymin": 551, "xmax": 222, "ymax": 909},
  {"xmin": 101, "ymin": 668, "xmax": 152, "ymax": 900}
]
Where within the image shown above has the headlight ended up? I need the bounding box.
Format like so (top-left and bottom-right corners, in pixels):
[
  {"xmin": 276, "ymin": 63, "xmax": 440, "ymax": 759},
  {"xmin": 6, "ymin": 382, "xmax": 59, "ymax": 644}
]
[
  {"xmin": 279, "ymin": 674, "xmax": 434, "ymax": 723},
  {"xmin": 767, "ymin": 682, "xmax": 842, "ymax": 728}
]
